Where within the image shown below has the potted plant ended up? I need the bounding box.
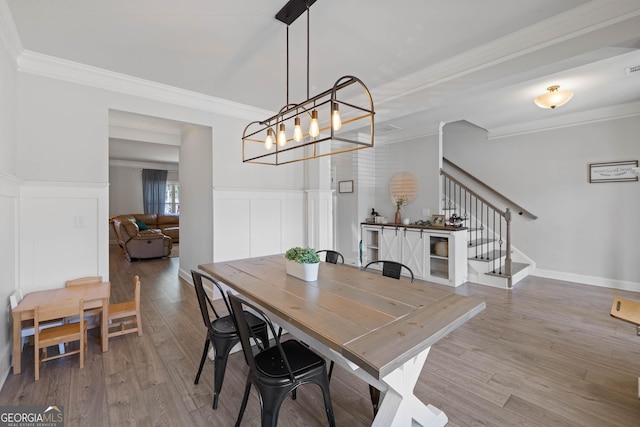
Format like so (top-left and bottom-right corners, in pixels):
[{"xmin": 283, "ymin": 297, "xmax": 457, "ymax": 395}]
[{"xmin": 285, "ymin": 247, "xmax": 320, "ymax": 281}]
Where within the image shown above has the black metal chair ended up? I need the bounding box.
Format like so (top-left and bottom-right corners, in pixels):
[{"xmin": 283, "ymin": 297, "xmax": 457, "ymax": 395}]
[
  {"xmin": 228, "ymin": 293, "xmax": 336, "ymax": 427},
  {"xmin": 316, "ymin": 250, "xmax": 344, "ymax": 265},
  {"xmin": 362, "ymin": 260, "xmax": 414, "ymax": 415},
  {"xmin": 191, "ymin": 270, "xmax": 269, "ymax": 410},
  {"xmin": 363, "ymin": 260, "xmax": 414, "ymax": 283}
]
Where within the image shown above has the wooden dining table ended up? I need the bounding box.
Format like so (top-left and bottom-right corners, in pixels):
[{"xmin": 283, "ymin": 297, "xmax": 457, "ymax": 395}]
[
  {"xmin": 199, "ymin": 255, "xmax": 485, "ymax": 427},
  {"xmin": 11, "ymin": 281, "xmax": 111, "ymax": 375}
]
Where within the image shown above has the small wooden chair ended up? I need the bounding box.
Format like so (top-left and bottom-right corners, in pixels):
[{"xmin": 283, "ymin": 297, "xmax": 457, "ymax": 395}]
[
  {"xmin": 610, "ymin": 296, "xmax": 640, "ymax": 398},
  {"xmin": 108, "ymin": 275, "xmax": 142, "ymax": 338},
  {"xmin": 611, "ymin": 296, "xmax": 640, "ymax": 335},
  {"xmin": 34, "ymin": 298, "xmax": 87, "ymax": 380}
]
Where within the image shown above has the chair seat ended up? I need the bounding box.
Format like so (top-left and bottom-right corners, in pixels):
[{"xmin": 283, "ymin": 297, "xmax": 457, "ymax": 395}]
[
  {"xmin": 255, "ymin": 340, "xmax": 325, "ymax": 378},
  {"xmin": 39, "ymin": 321, "xmax": 87, "ymax": 345},
  {"xmin": 211, "ymin": 311, "xmax": 264, "ymax": 335}
]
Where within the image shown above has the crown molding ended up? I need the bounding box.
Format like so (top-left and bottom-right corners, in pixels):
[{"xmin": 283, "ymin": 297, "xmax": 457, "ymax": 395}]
[
  {"xmin": 109, "ymin": 159, "xmax": 178, "ymax": 171},
  {"xmin": 487, "ymin": 100, "xmax": 640, "ymax": 139},
  {"xmin": 16, "ymin": 50, "xmax": 275, "ymax": 121},
  {"xmin": 109, "ymin": 111, "xmax": 182, "ymax": 136}
]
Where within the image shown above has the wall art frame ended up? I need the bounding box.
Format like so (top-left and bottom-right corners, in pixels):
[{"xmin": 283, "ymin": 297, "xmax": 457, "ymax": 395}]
[
  {"xmin": 338, "ymin": 180, "xmax": 354, "ymax": 193},
  {"xmin": 589, "ymin": 160, "xmax": 638, "ymax": 183}
]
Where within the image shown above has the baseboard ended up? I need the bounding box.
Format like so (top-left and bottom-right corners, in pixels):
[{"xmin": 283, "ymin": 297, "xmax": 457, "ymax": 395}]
[{"xmin": 532, "ymin": 268, "xmax": 640, "ymax": 293}]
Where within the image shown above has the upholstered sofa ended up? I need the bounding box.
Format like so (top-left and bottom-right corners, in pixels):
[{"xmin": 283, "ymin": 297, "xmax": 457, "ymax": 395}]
[{"xmin": 111, "ymin": 213, "xmax": 179, "ymax": 261}]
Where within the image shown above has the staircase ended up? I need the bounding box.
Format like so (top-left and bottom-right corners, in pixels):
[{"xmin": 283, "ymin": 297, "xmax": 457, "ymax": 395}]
[{"xmin": 441, "ymin": 160, "xmax": 534, "ymax": 288}]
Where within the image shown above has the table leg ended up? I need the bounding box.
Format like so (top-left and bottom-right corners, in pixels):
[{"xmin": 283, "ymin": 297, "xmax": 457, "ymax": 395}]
[
  {"xmin": 101, "ymin": 298, "xmax": 109, "ymax": 352},
  {"xmin": 372, "ymin": 347, "xmax": 448, "ymax": 427},
  {"xmin": 12, "ymin": 312, "xmax": 21, "ymax": 374}
]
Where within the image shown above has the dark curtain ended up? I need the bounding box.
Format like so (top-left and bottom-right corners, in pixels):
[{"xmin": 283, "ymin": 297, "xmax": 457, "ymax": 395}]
[{"xmin": 142, "ymin": 169, "xmax": 168, "ymax": 214}]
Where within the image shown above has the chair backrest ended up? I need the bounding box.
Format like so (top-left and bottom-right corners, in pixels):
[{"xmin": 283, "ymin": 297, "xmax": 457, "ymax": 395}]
[
  {"xmin": 228, "ymin": 293, "xmax": 294, "ymax": 382},
  {"xmin": 66, "ymin": 276, "xmax": 103, "ymax": 287},
  {"xmin": 191, "ymin": 270, "xmax": 231, "ymax": 328},
  {"xmin": 9, "ymin": 291, "xmax": 21, "ymax": 310},
  {"xmin": 316, "ymin": 250, "xmax": 344, "ymax": 265},
  {"xmin": 35, "ymin": 298, "xmax": 84, "ymax": 325},
  {"xmin": 611, "ymin": 296, "xmax": 640, "ymax": 326},
  {"xmin": 363, "ymin": 260, "xmax": 414, "ymax": 283}
]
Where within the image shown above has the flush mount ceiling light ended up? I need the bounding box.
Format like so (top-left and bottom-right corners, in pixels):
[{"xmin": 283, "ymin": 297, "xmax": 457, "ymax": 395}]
[
  {"xmin": 534, "ymin": 85, "xmax": 574, "ymax": 109},
  {"xmin": 242, "ymin": 0, "xmax": 374, "ymax": 165}
]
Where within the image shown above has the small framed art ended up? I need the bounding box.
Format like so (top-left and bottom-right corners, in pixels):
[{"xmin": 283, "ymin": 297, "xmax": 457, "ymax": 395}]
[{"xmin": 338, "ymin": 180, "xmax": 354, "ymax": 193}]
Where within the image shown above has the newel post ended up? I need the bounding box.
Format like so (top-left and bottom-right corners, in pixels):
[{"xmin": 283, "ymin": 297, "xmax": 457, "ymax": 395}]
[{"xmin": 505, "ymin": 208, "xmax": 513, "ymax": 289}]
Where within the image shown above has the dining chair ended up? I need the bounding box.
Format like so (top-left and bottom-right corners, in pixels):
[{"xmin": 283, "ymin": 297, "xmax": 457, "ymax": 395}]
[
  {"xmin": 191, "ymin": 270, "xmax": 269, "ymax": 409},
  {"xmin": 65, "ymin": 276, "xmax": 104, "ymax": 323},
  {"xmin": 363, "ymin": 260, "xmax": 414, "ymax": 283},
  {"xmin": 34, "ymin": 298, "xmax": 87, "ymax": 380},
  {"xmin": 9, "ymin": 291, "xmax": 65, "ymax": 355},
  {"xmin": 316, "ymin": 249, "xmax": 344, "ymax": 265},
  {"xmin": 610, "ymin": 296, "xmax": 640, "ymax": 397},
  {"xmin": 228, "ymin": 293, "xmax": 336, "ymax": 427},
  {"xmin": 611, "ymin": 296, "xmax": 640, "ymax": 335},
  {"xmin": 362, "ymin": 259, "xmax": 414, "ymax": 414},
  {"xmin": 108, "ymin": 275, "xmax": 142, "ymax": 338}
]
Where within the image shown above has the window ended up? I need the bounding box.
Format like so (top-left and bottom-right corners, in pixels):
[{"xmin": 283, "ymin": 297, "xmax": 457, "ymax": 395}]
[{"xmin": 165, "ymin": 182, "xmax": 180, "ymax": 214}]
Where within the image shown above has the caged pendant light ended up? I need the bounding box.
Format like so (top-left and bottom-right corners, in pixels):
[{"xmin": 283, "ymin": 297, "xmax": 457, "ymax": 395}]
[{"xmin": 242, "ymin": 0, "xmax": 375, "ymax": 166}]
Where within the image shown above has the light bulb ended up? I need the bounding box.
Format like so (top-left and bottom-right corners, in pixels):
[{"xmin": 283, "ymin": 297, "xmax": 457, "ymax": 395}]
[
  {"xmin": 277, "ymin": 124, "xmax": 287, "ymax": 147},
  {"xmin": 331, "ymin": 103, "xmax": 342, "ymax": 130},
  {"xmin": 309, "ymin": 109, "xmax": 320, "ymax": 138},
  {"xmin": 264, "ymin": 128, "xmax": 274, "ymax": 150},
  {"xmin": 293, "ymin": 117, "xmax": 303, "ymax": 142}
]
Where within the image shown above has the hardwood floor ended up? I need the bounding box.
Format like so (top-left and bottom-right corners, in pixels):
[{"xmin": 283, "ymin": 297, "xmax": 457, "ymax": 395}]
[{"xmin": 2, "ymin": 246, "xmax": 640, "ymax": 426}]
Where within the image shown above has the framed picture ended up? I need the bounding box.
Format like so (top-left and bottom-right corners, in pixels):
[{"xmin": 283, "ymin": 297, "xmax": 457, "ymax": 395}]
[
  {"xmin": 430, "ymin": 214, "xmax": 445, "ymax": 227},
  {"xmin": 338, "ymin": 180, "xmax": 354, "ymax": 193},
  {"xmin": 589, "ymin": 160, "xmax": 638, "ymax": 183}
]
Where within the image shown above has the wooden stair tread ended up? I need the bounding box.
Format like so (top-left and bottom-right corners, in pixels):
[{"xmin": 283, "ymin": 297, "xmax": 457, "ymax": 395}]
[{"xmin": 485, "ymin": 262, "xmax": 529, "ymax": 278}]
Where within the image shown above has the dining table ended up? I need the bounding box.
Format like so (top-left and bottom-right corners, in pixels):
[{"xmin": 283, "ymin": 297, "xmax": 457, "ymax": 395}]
[
  {"xmin": 199, "ymin": 254, "xmax": 485, "ymax": 427},
  {"xmin": 11, "ymin": 281, "xmax": 111, "ymax": 375}
]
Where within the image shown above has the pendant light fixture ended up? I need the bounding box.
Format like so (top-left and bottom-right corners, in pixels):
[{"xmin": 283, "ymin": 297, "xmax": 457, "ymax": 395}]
[
  {"xmin": 534, "ymin": 85, "xmax": 574, "ymax": 109},
  {"xmin": 242, "ymin": 0, "xmax": 374, "ymax": 165}
]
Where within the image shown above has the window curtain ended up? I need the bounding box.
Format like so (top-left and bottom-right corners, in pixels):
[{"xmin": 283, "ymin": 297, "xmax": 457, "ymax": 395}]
[{"xmin": 142, "ymin": 169, "xmax": 168, "ymax": 214}]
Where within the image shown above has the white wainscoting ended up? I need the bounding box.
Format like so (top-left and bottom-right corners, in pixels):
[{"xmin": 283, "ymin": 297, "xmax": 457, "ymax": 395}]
[
  {"xmin": 213, "ymin": 188, "xmax": 307, "ymax": 262},
  {"xmin": 19, "ymin": 181, "xmax": 110, "ymax": 293}
]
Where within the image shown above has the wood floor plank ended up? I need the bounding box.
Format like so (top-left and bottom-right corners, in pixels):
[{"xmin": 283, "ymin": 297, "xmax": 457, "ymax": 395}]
[{"xmin": 1, "ymin": 245, "xmax": 640, "ymax": 426}]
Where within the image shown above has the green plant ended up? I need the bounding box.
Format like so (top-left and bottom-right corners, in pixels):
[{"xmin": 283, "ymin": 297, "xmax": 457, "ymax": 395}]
[{"xmin": 285, "ymin": 247, "xmax": 320, "ymax": 264}]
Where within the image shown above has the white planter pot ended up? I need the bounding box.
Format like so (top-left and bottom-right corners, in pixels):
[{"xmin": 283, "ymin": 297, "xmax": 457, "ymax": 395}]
[{"xmin": 285, "ymin": 260, "xmax": 319, "ymax": 282}]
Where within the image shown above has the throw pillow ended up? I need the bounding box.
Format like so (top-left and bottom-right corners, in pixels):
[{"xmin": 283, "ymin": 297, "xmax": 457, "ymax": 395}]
[{"xmin": 136, "ymin": 220, "xmax": 149, "ymax": 230}]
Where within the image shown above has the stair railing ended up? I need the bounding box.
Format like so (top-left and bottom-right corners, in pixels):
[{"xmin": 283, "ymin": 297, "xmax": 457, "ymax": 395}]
[{"xmin": 441, "ymin": 169, "xmax": 514, "ymax": 288}]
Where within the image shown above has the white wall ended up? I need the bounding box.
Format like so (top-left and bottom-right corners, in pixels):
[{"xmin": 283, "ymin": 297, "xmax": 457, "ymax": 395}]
[
  {"xmin": 180, "ymin": 124, "xmax": 213, "ymax": 275},
  {"xmin": 0, "ymin": 32, "xmax": 19, "ymax": 384},
  {"xmin": 444, "ymin": 119, "xmax": 640, "ymax": 289}
]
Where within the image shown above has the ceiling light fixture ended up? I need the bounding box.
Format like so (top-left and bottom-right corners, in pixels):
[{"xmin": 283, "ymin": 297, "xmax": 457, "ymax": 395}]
[
  {"xmin": 242, "ymin": 0, "xmax": 374, "ymax": 165},
  {"xmin": 534, "ymin": 85, "xmax": 574, "ymax": 109}
]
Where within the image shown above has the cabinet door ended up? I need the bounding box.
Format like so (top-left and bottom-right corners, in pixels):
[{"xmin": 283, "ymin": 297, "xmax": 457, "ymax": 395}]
[
  {"xmin": 402, "ymin": 229, "xmax": 426, "ymax": 279},
  {"xmin": 379, "ymin": 227, "xmax": 402, "ymax": 262}
]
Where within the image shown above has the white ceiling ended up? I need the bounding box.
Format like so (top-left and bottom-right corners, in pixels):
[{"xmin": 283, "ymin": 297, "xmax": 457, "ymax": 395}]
[{"xmin": 6, "ymin": 0, "xmax": 640, "ymax": 164}]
